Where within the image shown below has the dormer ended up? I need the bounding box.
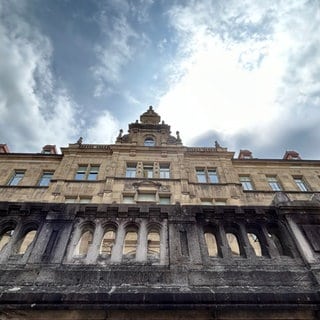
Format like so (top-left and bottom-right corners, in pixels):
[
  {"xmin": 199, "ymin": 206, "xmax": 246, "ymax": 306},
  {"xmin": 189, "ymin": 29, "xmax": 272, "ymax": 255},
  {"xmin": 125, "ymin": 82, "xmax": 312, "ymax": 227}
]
[
  {"xmin": 41, "ymin": 145, "xmax": 57, "ymax": 154},
  {"xmin": 116, "ymin": 106, "xmax": 183, "ymax": 147}
]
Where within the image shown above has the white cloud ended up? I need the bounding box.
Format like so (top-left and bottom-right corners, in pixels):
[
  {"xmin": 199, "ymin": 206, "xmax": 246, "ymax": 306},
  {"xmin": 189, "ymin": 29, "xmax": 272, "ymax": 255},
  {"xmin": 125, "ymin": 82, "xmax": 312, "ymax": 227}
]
[
  {"xmin": 0, "ymin": 2, "xmax": 78, "ymax": 152},
  {"xmin": 157, "ymin": 0, "xmax": 320, "ymax": 155},
  {"xmin": 86, "ymin": 110, "xmax": 119, "ymax": 144}
]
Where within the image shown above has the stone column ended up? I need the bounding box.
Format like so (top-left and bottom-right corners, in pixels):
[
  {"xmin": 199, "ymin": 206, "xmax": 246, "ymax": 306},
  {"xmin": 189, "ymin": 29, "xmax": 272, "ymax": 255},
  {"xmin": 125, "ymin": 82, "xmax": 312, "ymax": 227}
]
[
  {"xmin": 111, "ymin": 222, "xmax": 125, "ymax": 263},
  {"xmin": 136, "ymin": 219, "xmax": 147, "ymax": 262}
]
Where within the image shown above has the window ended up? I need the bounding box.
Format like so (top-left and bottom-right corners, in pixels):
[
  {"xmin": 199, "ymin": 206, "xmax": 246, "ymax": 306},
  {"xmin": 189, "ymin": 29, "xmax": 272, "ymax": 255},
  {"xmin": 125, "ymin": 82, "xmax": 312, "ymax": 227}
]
[
  {"xmin": 196, "ymin": 169, "xmax": 206, "ymax": 183},
  {"xmin": 201, "ymin": 198, "xmax": 213, "ymax": 205},
  {"xmin": 239, "ymin": 176, "xmax": 254, "ymax": 190},
  {"xmin": 294, "ymin": 177, "xmax": 309, "ymax": 192},
  {"xmin": 143, "ymin": 164, "xmax": 154, "ymax": 178},
  {"xmin": 74, "ymin": 230, "xmax": 93, "ymax": 256},
  {"xmin": 65, "ymin": 196, "xmax": 92, "ymax": 203},
  {"xmin": 159, "ymin": 164, "xmax": 170, "ymax": 179},
  {"xmin": 123, "ymin": 195, "xmax": 135, "ymax": 203},
  {"xmin": 159, "ymin": 195, "xmax": 170, "ymax": 204},
  {"xmin": 267, "ymin": 176, "xmax": 282, "ymax": 191},
  {"xmin": 18, "ymin": 230, "xmax": 37, "ymax": 254},
  {"xmin": 38, "ymin": 172, "xmax": 54, "ymax": 186},
  {"xmin": 215, "ymin": 199, "xmax": 226, "ymax": 206},
  {"xmin": 204, "ymin": 232, "xmax": 218, "ymax": 257},
  {"xmin": 137, "ymin": 193, "xmax": 156, "ymax": 202},
  {"xmin": 207, "ymin": 169, "xmax": 219, "ymax": 183},
  {"xmin": 8, "ymin": 170, "xmax": 25, "ymax": 186},
  {"xmin": 144, "ymin": 137, "xmax": 155, "ymax": 146},
  {"xmin": 196, "ymin": 168, "xmax": 219, "ymax": 183},
  {"xmin": 75, "ymin": 165, "xmax": 100, "ymax": 180},
  {"xmin": 87, "ymin": 166, "xmax": 99, "ymax": 181},
  {"xmin": 100, "ymin": 229, "xmax": 116, "ymax": 255},
  {"xmin": 126, "ymin": 164, "xmax": 137, "ymax": 178}
]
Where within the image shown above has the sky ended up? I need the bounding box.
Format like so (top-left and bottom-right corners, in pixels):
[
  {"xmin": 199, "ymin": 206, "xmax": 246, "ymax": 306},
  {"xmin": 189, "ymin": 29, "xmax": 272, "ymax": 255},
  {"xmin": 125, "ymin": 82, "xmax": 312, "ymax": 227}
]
[{"xmin": 0, "ymin": 0, "xmax": 320, "ymax": 159}]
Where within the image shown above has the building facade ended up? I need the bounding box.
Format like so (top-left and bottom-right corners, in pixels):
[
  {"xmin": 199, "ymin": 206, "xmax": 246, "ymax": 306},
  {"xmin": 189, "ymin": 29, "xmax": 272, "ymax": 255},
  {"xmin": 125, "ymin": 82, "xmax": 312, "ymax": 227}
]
[{"xmin": 0, "ymin": 107, "xmax": 320, "ymax": 319}]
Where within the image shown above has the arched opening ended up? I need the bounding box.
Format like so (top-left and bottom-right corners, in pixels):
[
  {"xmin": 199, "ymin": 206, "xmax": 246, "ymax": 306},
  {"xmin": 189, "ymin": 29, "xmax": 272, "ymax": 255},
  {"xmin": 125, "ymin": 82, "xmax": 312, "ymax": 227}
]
[
  {"xmin": 18, "ymin": 230, "xmax": 37, "ymax": 254},
  {"xmin": 247, "ymin": 232, "xmax": 262, "ymax": 256},
  {"xmin": 204, "ymin": 232, "xmax": 218, "ymax": 257},
  {"xmin": 123, "ymin": 230, "xmax": 138, "ymax": 259},
  {"xmin": 0, "ymin": 228, "xmax": 15, "ymax": 252},
  {"xmin": 74, "ymin": 230, "xmax": 93, "ymax": 256},
  {"xmin": 144, "ymin": 137, "xmax": 155, "ymax": 147},
  {"xmin": 100, "ymin": 229, "xmax": 116, "ymax": 255},
  {"xmin": 267, "ymin": 224, "xmax": 291, "ymax": 257},
  {"xmin": 226, "ymin": 232, "xmax": 240, "ymax": 256},
  {"xmin": 147, "ymin": 229, "xmax": 160, "ymax": 259}
]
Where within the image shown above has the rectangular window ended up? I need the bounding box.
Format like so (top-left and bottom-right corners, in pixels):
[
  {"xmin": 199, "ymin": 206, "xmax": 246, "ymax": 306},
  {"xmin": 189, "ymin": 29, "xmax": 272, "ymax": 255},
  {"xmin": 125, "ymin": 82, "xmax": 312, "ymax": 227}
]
[
  {"xmin": 8, "ymin": 170, "xmax": 25, "ymax": 186},
  {"xmin": 65, "ymin": 197, "xmax": 77, "ymax": 203},
  {"xmin": 201, "ymin": 198, "xmax": 213, "ymax": 205},
  {"xmin": 160, "ymin": 164, "xmax": 170, "ymax": 179},
  {"xmin": 79, "ymin": 197, "xmax": 92, "ymax": 203},
  {"xmin": 267, "ymin": 176, "xmax": 282, "ymax": 191},
  {"xmin": 143, "ymin": 164, "xmax": 154, "ymax": 178},
  {"xmin": 239, "ymin": 176, "xmax": 254, "ymax": 190},
  {"xmin": 196, "ymin": 168, "xmax": 219, "ymax": 183},
  {"xmin": 123, "ymin": 195, "xmax": 135, "ymax": 203},
  {"xmin": 137, "ymin": 193, "xmax": 156, "ymax": 202},
  {"xmin": 75, "ymin": 165, "xmax": 100, "ymax": 180},
  {"xmin": 159, "ymin": 195, "xmax": 171, "ymax": 204},
  {"xmin": 38, "ymin": 172, "xmax": 54, "ymax": 186},
  {"xmin": 87, "ymin": 166, "xmax": 99, "ymax": 181},
  {"xmin": 196, "ymin": 169, "xmax": 207, "ymax": 183},
  {"xmin": 294, "ymin": 177, "xmax": 309, "ymax": 192},
  {"xmin": 207, "ymin": 169, "xmax": 218, "ymax": 183},
  {"xmin": 65, "ymin": 196, "xmax": 92, "ymax": 203},
  {"xmin": 126, "ymin": 164, "xmax": 137, "ymax": 178}
]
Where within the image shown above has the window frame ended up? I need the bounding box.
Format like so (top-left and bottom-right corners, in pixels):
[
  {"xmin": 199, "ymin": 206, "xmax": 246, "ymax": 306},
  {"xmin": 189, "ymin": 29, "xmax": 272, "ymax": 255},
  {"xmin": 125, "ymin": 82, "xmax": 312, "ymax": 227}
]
[
  {"xmin": 8, "ymin": 170, "xmax": 25, "ymax": 186},
  {"xmin": 74, "ymin": 165, "xmax": 100, "ymax": 181},
  {"xmin": 159, "ymin": 164, "xmax": 170, "ymax": 179},
  {"xmin": 38, "ymin": 171, "xmax": 54, "ymax": 186},
  {"xmin": 293, "ymin": 177, "xmax": 309, "ymax": 192},
  {"xmin": 196, "ymin": 167, "xmax": 219, "ymax": 183},
  {"xmin": 239, "ymin": 175, "xmax": 254, "ymax": 191},
  {"xmin": 125, "ymin": 163, "xmax": 137, "ymax": 178},
  {"xmin": 267, "ymin": 176, "xmax": 282, "ymax": 191}
]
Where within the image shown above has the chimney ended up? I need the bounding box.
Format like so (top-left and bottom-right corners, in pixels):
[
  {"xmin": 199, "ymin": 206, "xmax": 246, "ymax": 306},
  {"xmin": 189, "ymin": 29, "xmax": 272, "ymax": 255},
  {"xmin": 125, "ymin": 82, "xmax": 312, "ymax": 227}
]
[
  {"xmin": 238, "ymin": 149, "xmax": 252, "ymax": 159},
  {"xmin": 283, "ymin": 150, "xmax": 301, "ymax": 160},
  {"xmin": 0, "ymin": 144, "xmax": 10, "ymax": 153},
  {"xmin": 42, "ymin": 145, "xmax": 57, "ymax": 155}
]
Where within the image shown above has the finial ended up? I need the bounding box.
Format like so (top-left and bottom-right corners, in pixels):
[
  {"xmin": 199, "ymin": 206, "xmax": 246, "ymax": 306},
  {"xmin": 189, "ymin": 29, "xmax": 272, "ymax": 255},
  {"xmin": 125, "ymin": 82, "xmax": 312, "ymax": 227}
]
[
  {"xmin": 135, "ymin": 120, "xmax": 138, "ymax": 123},
  {"xmin": 215, "ymin": 140, "xmax": 221, "ymax": 148},
  {"xmin": 148, "ymin": 105, "xmax": 153, "ymax": 111},
  {"xmin": 77, "ymin": 137, "xmax": 83, "ymax": 145},
  {"xmin": 176, "ymin": 131, "xmax": 181, "ymax": 143},
  {"xmin": 162, "ymin": 120, "xmax": 165, "ymax": 124},
  {"xmin": 117, "ymin": 129, "xmax": 123, "ymax": 138}
]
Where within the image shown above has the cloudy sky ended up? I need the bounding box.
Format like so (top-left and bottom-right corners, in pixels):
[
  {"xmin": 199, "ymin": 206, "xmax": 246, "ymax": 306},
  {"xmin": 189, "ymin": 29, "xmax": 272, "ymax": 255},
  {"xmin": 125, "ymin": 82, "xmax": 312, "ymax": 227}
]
[{"xmin": 0, "ymin": 0, "xmax": 319, "ymax": 158}]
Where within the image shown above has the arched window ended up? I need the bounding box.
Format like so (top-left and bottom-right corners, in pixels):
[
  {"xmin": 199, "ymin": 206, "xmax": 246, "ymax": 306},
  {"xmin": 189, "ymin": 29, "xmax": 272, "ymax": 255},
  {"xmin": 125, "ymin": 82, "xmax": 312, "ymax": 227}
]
[
  {"xmin": 226, "ymin": 232, "xmax": 240, "ymax": 256},
  {"xmin": 74, "ymin": 230, "xmax": 93, "ymax": 256},
  {"xmin": 0, "ymin": 228, "xmax": 15, "ymax": 252},
  {"xmin": 100, "ymin": 229, "xmax": 116, "ymax": 255},
  {"xmin": 18, "ymin": 230, "xmax": 37, "ymax": 254},
  {"xmin": 204, "ymin": 232, "xmax": 218, "ymax": 257},
  {"xmin": 247, "ymin": 232, "xmax": 262, "ymax": 256},
  {"xmin": 123, "ymin": 230, "xmax": 138, "ymax": 259},
  {"xmin": 147, "ymin": 229, "xmax": 160, "ymax": 259},
  {"xmin": 144, "ymin": 137, "xmax": 155, "ymax": 147}
]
